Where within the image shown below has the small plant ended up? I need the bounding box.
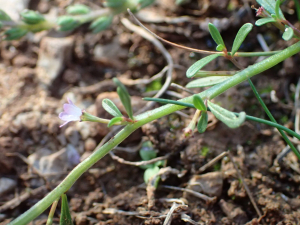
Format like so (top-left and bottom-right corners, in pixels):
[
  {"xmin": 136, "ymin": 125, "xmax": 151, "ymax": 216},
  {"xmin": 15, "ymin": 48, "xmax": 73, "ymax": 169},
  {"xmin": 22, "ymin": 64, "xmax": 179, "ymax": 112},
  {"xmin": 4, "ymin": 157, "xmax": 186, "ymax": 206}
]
[{"xmin": 6, "ymin": 0, "xmax": 300, "ymax": 224}]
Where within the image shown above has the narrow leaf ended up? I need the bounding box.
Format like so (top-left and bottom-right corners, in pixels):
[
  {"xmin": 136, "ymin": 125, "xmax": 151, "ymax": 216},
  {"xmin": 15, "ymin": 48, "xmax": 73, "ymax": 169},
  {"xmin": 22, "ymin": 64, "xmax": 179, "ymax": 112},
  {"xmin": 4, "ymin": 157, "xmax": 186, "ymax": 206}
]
[
  {"xmin": 60, "ymin": 194, "xmax": 73, "ymax": 225},
  {"xmin": 194, "ymin": 70, "xmax": 237, "ymax": 78},
  {"xmin": 186, "ymin": 76, "xmax": 229, "ymax": 88},
  {"xmin": 113, "ymin": 78, "xmax": 134, "ymax": 120},
  {"xmin": 186, "ymin": 54, "xmax": 222, "ymax": 78},
  {"xmin": 282, "ymin": 27, "xmax": 294, "ymax": 41},
  {"xmin": 207, "ymin": 101, "xmax": 246, "ymax": 128},
  {"xmin": 231, "ymin": 23, "xmax": 253, "ymax": 56},
  {"xmin": 275, "ymin": 0, "xmax": 281, "ymax": 19},
  {"xmin": 193, "ymin": 95, "xmax": 206, "ymax": 111},
  {"xmin": 255, "ymin": 17, "xmax": 276, "ymax": 26},
  {"xmin": 102, "ymin": 99, "xmax": 122, "ymax": 117},
  {"xmin": 108, "ymin": 117, "xmax": 123, "ymax": 127},
  {"xmin": 197, "ymin": 112, "xmax": 208, "ymax": 133},
  {"xmin": 256, "ymin": 0, "xmax": 285, "ymax": 18},
  {"xmin": 208, "ymin": 23, "xmax": 225, "ymax": 47}
]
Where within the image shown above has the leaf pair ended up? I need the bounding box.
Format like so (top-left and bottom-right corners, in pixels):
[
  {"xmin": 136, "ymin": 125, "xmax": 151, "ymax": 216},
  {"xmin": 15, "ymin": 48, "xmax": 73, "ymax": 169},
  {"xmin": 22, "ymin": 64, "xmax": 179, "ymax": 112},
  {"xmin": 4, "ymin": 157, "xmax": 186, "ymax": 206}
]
[
  {"xmin": 101, "ymin": 78, "xmax": 134, "ymax": 127},
  {"xmin": 186, "ymin": 23, "xmax": 253, "ymax": 78},
  {"xmin": 193, "ymin": 95, "xmax": 208, "ymax": 133}
]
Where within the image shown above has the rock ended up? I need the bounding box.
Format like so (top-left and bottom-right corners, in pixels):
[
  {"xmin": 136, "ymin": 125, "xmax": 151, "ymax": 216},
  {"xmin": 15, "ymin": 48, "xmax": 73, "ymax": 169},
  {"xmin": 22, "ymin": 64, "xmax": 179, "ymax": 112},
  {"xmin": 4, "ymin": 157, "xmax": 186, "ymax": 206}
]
[
  {"xmin": 0, "ymin": 178, "xmax": 16, "ymax": 196},
  {"xmin": 65, "ymin": 126, "xmax": 80, "ymax": 146},
  {"xmin": 11, "ymin": 111, "xmax": 42, "ymax": 132},
  {"xmin": 219, "ymin": 199, "xmax": 248, "ymax": 224},
  {"xmin": 28, "ymin": 146, "xmax": 80, "ymax": 180},
  {"xmin": 62, "ymin": 69, "xmax": 80, "ymax": 84},
  {"xmin": 186, "ymin": 171, "xmax": 223, "ymax": 198},
  {"xmin": 36, "ymin": 36, "xmax": 74, "ymax": 88},
  {"xmin": 84, "ymin": 138, "xmax": 96, "ymax": 152}
]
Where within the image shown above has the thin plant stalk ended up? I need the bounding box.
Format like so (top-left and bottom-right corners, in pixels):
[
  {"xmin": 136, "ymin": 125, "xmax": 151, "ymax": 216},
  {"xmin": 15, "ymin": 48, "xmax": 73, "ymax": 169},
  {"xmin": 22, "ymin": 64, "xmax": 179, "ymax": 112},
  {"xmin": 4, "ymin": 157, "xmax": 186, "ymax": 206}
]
[
  {"xmin": 247, "ymin": 78, "xmax": 300, "ymax": 159},
  {"xmin": 46, "ymin": 198, "xmax": 59, "ymax": 225},
  {"xmin": 8, "ymin": 35, "xmax": 300, "ymax": 225},
  {"xmin": 144, "ymin": 97, "xmax": 300, "ymax": 142}
]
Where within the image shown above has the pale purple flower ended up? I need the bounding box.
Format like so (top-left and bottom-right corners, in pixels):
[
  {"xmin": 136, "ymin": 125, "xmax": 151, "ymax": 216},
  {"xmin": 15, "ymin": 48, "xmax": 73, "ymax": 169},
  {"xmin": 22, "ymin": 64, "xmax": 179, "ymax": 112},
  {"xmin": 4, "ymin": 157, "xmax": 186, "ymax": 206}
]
[{"xmin": 59, "ymin": 98, "xmax": 82, "ymax": 127}]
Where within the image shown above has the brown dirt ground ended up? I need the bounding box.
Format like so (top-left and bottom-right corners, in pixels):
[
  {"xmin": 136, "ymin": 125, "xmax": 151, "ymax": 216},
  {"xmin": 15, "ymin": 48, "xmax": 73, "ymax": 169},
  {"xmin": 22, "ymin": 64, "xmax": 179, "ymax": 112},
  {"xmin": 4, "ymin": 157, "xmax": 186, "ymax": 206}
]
[{"xmin": 1, "ymin": 0, "xmax": 300, "ymax": 224}]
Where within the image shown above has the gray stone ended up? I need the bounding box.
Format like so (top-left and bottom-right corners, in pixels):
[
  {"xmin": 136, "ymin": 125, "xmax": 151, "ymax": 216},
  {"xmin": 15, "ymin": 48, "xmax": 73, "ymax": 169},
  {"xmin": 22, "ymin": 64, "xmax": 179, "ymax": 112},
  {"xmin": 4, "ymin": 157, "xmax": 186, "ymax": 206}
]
[
  {"xmin": 0, "ymin": 178, "xmax": 16, "ymax": 196},
  {"xmin": 65, "ymin": 126, "xmax": 80, "ymax": 146},
  {"xmin": 36, "ymin": 36, "xmax": 74, "ymax": 87}
]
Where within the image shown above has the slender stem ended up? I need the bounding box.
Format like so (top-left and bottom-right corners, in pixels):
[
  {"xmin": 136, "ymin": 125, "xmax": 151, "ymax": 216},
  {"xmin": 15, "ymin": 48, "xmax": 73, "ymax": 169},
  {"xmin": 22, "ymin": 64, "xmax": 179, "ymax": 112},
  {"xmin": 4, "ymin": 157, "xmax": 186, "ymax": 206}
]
[
  {"xmin": 247, "ymin": 78, "xmax": 300, "ymax": 160},
  {"xmin": 143, "ymin": 97, "xmax": 300, "ymax": 142},
  {"xmin": 234, "ymin": 51, "xmax": 282, "ymax": 57},
  {"xmin": 46, "ymin": 198, "xmax": 59, "ymax": 225},
  {"xmin": 9, "ymin": 35, "xmax": 300, "ymax": 225}
]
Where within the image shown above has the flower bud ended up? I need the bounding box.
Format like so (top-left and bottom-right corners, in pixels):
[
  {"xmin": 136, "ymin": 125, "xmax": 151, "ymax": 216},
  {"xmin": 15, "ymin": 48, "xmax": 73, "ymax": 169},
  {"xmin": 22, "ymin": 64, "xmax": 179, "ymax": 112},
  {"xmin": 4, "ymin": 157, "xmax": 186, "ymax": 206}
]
[
  {"xmin": 89, "ymin": 15, "xmax": 113, "ymax": 33},
  {"xmin": 66, "ymin": 4, "xmax": 91, "ymax": 15},
  {"xmin": 57, "ymin": 16, "xmax": 80, "ymax": 31},
  {"xmin": 4, "ymin": 27, "xmax": 28, "ymax": 40},
  {"xmin": 21, "ymin": 10, "xmax": 45, "ymax": 24},
  {"xmin": 103, "ymin": 0, "xmax": 125, "ymax": 8}
]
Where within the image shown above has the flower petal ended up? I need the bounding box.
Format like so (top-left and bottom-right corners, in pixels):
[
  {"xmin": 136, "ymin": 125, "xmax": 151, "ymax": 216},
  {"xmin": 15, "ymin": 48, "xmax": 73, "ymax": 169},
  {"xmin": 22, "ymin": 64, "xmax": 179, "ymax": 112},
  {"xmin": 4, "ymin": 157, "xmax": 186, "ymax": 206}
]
[
  {"xmin": 63, "ymin": 104, "xmax": 82, "ymax": 117},
  {"xmin": 59, "ymin": 112, "xmax": 80, "ymax": 121}
]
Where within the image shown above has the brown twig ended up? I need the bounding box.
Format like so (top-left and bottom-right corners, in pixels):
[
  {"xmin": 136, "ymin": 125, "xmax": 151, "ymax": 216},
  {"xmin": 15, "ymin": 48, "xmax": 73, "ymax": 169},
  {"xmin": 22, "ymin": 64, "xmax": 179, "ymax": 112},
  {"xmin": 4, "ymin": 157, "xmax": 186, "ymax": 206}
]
[
  {"xmin": 0, "ymin": 186, "xmax": 47, "ymax": 213},
  {"xmin": 109, "ymin": 151, "xmax": 170, "ymax": 166},
  {"xmin": 121, "ymin": 17, "xmax": 174, "ymax": 113},
  {"xmin": 198, "ymin": 151, "xmax": 228, "ymax": 173},
  {"xmin": 160, "ymin": 185, "xmax": 217, "ymax": 205}
]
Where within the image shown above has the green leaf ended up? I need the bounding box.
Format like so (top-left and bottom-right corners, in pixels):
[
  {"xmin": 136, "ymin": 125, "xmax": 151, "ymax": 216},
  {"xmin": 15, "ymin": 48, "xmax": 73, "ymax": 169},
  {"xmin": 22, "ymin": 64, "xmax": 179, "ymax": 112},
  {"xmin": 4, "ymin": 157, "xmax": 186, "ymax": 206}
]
[
  {"xmin": 21, "ymin": 10, "xmax": 45, "ymax": 24},
  {"xmin": 186, "ymin": 76, "xmax": 229, "ymax": 88},
  {"xmin": 102, "ymin": 99, "xmax": 122, "ymax": 117},
  {"xmin": 113, "ymin": 78, "xmax": 134, "ymax": 120},
  {"xmin": 108, "ymin": 117, "xmax": 123, "ymax": 127},
  {"xmin": 4, "ymin": 28, "xmax": 28, "ymax": 40},
  {"xmin": 216, "ymin": 44, "xmax": 225, "ymax": 51},
  {"xmin": 186, "ymin": 54, "xmax": 222, "ymax": 78},
  {"xmin": 193, "ymin": 95, "xmax": 206, "ymax": 111},
  {"xmin": 197, "ymin": 112, "xmax": 208, "ymax": 133},
  {"xmin": 0, "ymin": 9, "xmax": 11, "ymax": 21},
  {"xmin": 256, "ymin": 0, "xmax": 285, "ymax": 18},
  {"xmin": 57, "ymin": 16, "xmax": 80, "ymax": 31},
  {"xmin": 231, "ymin": 23, "xmax": 253, "ymax": 56},
  {"xmin": 207, "ymin": 101, "xmax": 246, "ymax": 128},
  {"xmin": 282, "ymin": 27, "xmax": 294, "ymax": 41},
  {"xmin": 60, "ymin": 194, "xmax": 73, "ymax": 225},
  {"xmin": 104, "ymin": 0, "xmax": 125, "ymax": 8},
  {"xmin": 275, "ymin": 0, "xmax": 281, "ymax": 19},
  {"xmin": 89, "ymin": 15, "xmax": 113, "ymax": 33},
  {"xmin": 208, "ymin": 23, "xmax": 225, "ymax": 47},
  {"xmin": 140, "ymin": 149, "xmax": 157, "ymax": 161},
  {"xmin": 144, "ymin": 166, "xmax": 160, "ymax": 188},
  {"xmin": 255, "ymin": 17, "xmax": 276, "ymax": 26},
  {"xmin": 66, "ymin": 4, "xmax": 91, "ymax": 15}
]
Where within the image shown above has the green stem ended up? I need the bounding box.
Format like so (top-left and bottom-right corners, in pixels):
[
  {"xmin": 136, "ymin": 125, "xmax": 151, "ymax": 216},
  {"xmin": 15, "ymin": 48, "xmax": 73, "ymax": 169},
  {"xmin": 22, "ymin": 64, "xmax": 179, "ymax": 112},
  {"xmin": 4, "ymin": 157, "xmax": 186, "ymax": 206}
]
[
  {"xmin": 234, "ymin": 51, "xmax": 282, "ymax": 57},
  {"xmin": 143, "ymin": 97, "xmax": 300, "ymax": 141},
  {"xmin": 247, "ymin": 78, "xmax": 300, "ymax": 160},
  {"xmin": 9, "ymin": 37, "xmax": 300, "ymax": 225}
]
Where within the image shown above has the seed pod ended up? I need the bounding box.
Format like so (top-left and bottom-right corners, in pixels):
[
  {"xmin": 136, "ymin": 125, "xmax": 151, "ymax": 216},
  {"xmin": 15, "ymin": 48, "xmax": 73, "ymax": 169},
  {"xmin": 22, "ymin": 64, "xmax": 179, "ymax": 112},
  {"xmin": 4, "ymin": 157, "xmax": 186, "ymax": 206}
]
[
  {"xmin": 66, "ymin": 4, "xmax": 91, "ymax": 15},
  {"xmin": 57, "ymin": 16, "xmax": 80, "ymax": 31},
  {"xmin": 21, "ymin": 10, "xmax": 45, "ymax": 24},
  {"xmin": 5, "ymin": 27, "xmax": 28, "ymax": 40},
  {"xmin": 103, "ymin": 0, "xmax": 125, "ymax": 8},
  {"xmin": 89, "ymin": 15, "xmax": 113, "ymax": 33}
]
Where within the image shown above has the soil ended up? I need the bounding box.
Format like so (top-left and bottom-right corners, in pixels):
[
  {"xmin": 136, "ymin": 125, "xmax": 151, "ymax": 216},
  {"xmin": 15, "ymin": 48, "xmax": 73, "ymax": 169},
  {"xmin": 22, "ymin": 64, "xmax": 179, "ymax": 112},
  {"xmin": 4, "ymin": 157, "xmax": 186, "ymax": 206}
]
[{"xmin": 1, "ymin": 0, "xmax": 300, "ymax": 224}]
